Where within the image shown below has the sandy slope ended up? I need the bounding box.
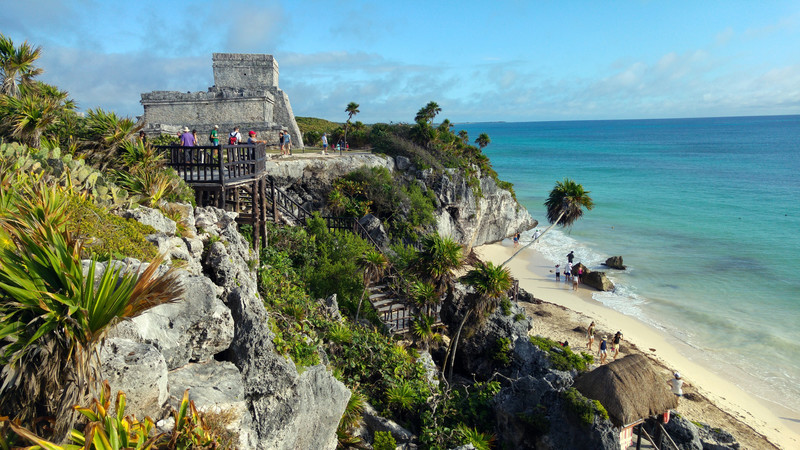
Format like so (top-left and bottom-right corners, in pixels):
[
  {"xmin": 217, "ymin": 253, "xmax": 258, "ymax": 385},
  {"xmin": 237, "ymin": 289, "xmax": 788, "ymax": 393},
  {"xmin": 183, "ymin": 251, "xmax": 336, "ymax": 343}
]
[{"xmin": 475, "ymin": 241, "xmax": 800, "ymax": 450}]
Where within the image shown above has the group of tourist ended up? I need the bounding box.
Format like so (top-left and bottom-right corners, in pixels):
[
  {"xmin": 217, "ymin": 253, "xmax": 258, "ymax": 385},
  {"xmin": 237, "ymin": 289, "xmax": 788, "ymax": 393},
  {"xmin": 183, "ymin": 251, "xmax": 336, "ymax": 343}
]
[
  {"xmin": 555, "ymin": 250, "xmax": 583, "ymax": 291},
  {"xmin": 586, "ymin": 322, "xmax": 624, "ymax": 365}
]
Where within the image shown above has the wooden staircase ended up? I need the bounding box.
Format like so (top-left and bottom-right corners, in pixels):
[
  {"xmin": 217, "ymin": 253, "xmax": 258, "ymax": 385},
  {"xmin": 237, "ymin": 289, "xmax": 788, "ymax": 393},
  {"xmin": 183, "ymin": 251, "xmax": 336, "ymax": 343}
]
[{"xmin": 367, "ymin": 282, "xmax": 412, "ymax": 333}]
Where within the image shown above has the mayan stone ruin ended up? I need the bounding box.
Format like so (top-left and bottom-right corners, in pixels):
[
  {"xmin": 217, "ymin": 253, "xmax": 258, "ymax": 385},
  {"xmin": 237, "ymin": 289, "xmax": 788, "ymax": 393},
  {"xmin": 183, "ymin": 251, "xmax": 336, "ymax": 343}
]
[{"xmin": 140, "ymin": 53, "xmax": 303, "ymax": 147}]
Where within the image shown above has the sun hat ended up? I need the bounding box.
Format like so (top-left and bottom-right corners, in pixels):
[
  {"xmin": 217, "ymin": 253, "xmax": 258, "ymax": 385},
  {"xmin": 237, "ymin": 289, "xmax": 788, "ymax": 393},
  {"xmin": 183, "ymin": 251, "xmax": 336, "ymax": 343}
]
[
  {"xmin": 249, "ymin": 130, "xmax": 256, "ymax": 136},
  {"xmin": 183, "ymin": 126, "xmax": 189, "ymax": 132},
  {"xmin": 674, "ymin": 372, "xmax": 681, "ymax": 378},
  {"xmin": 602, "ymin": 335, "xmax": 607, "ymax": 340},
  {"xmin": 214, "ymin": 125, "xmax": 219, "ymax": 129}
]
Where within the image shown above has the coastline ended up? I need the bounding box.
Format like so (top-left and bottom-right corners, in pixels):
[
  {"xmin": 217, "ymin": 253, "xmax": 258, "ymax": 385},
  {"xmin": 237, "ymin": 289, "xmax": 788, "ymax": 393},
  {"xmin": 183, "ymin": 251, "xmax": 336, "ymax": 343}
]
[{"xmin": 474, "ymin": 240, "xmax": 800, "ymax": 450}]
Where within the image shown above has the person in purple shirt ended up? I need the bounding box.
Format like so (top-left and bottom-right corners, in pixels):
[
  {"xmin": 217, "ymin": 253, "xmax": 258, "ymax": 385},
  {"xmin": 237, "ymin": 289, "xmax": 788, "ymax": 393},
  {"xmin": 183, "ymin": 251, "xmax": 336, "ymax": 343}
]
[
  {"xmin": 179, "ymin": 127, "xmax": 194, "ymax": 146},
  {"xmin": 179, "ymin": 127, "xmax": 194, "ymax": 163}
]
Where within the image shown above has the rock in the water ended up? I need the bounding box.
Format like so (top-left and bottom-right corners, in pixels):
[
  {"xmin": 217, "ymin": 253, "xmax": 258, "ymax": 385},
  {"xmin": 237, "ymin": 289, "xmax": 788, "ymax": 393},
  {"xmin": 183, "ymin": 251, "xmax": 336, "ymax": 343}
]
[
  {"xmin": 581, "ymin": 271, "xmax": 614, "ymax": 292},
  {"xmin": 100, "ymin": 338, "xmax": 168, "ymax": 419},
  {"xmin": 603, "ymin": 256, "xmax": 626, "ymax": 270}
]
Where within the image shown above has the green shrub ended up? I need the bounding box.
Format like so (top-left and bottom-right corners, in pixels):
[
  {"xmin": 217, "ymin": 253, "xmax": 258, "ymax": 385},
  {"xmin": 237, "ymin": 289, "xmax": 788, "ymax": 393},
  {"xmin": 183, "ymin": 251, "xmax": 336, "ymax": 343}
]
[
  {"xmin": 500, "ymin": 298, "xmax": 512, "ymax": 316},
  {"xmin": 373, "ymin": 430, "xmax": 397, "ymax": 450},
  {"xmin": 513, "ymin": 313, "xmax": 526, "ymax": 322},
  {"xmin": 563, "ymin": 387, "xmax": 608, "ymax": 426},
  {"xmin": 530, "ymin": 336, "xmax": 594, "ymax": 372},
  {"xmin": 68, "ymin": 195, "xmax": 158, "ymax": 261},
  {"xmin": 492, "ymin": 337, "xmax": 513, "ymax": 366}
]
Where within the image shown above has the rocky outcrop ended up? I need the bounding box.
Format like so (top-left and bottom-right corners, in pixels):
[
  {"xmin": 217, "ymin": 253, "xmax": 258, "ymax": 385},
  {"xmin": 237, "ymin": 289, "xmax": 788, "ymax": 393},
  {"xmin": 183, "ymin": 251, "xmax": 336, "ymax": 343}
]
[
  {"xmin": 493, "ymin": 374, "xmax": 619, "ymax": 449},
  {"xmin": 100, "ymin": 338, "xmax": 168, "ymax": 419},
  {"xmin": 603, "ymin": 256, "xmax": 626, "ymax": 270},
  {"xmin": 442, "ymin": 285, "xmax": 533, "ymax": 379},
  {"xmin": 573, "ymin": 263, "xmax": 614, "ymax": 292},
  {"xmin": 653, "ymin": 412, "xmax": 741, "ymax": 450},
  {"xmin": 263, "ymin": 154, "xmax": 534, "ymax": 248},
  {"xmin": 101, "ymin": 205, "xmax": 349, "ymax": 450},
  {"xmin": 428, "ymin": 168, "xmax": 536, "ymax": 248}
]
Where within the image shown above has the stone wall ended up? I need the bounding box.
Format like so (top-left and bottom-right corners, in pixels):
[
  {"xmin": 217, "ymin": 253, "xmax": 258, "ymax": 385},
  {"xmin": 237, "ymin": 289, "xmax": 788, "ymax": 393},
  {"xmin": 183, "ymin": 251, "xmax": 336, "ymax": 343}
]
[
  {"xmin": 213, "ymin": 53, "xmax": 279, "ymax": 89},
  {"xmin": 140, "ymin": 53, "xmax": 304, "ymax": 147}
]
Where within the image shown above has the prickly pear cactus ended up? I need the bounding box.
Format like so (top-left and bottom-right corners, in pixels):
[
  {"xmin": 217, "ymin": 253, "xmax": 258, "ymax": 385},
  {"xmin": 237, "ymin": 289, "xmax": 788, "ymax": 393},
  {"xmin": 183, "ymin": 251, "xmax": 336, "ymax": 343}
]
[{"xmin": 0, "ymin": 142, "xmax": 131, "ymax": 208}]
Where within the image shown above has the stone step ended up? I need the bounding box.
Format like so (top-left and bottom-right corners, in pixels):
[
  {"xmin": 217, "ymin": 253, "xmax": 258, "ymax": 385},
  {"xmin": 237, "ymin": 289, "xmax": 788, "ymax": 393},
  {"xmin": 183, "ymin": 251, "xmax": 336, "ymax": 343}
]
[
  {"xmin": 368, "ymin": 284, "xmax": 388, "ymax": 292},
  {"xmin": 372, "ymin": 298, "xmax": 397, "ymax": 309},
  {"xmin": 369, "ymin": 292, "xmax": 388, "ymax": 300}
]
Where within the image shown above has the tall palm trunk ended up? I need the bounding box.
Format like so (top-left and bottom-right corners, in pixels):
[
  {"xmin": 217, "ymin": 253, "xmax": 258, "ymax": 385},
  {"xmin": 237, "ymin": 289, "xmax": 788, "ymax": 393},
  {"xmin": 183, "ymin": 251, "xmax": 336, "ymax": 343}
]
[
  {"xmin": 443, "ymin": 309, "xmax": 472, "ymax": 380},
  {"xmin": 501, "ymin": 210, "xmax": 564, "ymax": 267}
]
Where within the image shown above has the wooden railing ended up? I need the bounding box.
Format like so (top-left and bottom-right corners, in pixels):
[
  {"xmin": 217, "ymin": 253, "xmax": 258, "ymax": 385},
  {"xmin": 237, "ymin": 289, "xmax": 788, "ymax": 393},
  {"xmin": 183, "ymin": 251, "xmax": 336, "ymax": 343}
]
[{"xmin": 157, "ymin": 143, "xmax": 267, "ymax": 185}]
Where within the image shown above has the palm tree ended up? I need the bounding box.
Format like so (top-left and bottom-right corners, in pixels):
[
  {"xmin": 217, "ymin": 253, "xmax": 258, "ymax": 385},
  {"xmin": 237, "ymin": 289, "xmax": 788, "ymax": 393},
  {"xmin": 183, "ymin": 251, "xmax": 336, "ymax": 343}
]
[
  {"xmin": 355, "ymin": 248, "xmax": 388, "ymax": 321},
  {"xmin": 343, "ymin": 101, "xmax": 360, "ymax": 153},
  {"xmin": 82, "ymin": 108, "xmax": 143, "ymax": 170},
  {"xmin": 0, "ymin": 91, "xmax": 61, "ymax": 148},
  {"xmin": 410, "ymin": 233, "xmax": 466, "ymax": 299},
  {"xmin": 409, "ymin": 280, "xmax": 438, "ymax": 317},
  {"xmin": 475, "ymin": 132, "xmax": 491, "ymax": 150},
  {"xmin": 502, "ymin": 178, "xmax": 594, "ymax": 267},
  {"xmin": 458, "ymin": 130, "xmax": 469, "ymax": 145},
  {"xmin": 0, "ymin": 35, "xmax": 43, "ymax": 98},
  {"xmin": 0, "ymin": 182, "xmax": 183, "ymax": 440},
  {"xmin": 412, "ymin": 313, "xmax": 443, "ymax": 352},
  {"xmin": 445, "ymin": 260, "xmax": 512, "ymax": 379},
  {"xmin": 415, "ymin": 101, "xmax": 442, "ymax": 125}
]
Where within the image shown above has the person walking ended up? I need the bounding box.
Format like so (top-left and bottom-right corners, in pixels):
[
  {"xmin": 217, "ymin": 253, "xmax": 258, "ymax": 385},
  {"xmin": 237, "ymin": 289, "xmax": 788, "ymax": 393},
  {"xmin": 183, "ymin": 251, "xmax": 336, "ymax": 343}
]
[
  {"xmin": 321, "ymin": 133, "xmax": 328, "ymax": 155},
  {"xmin": 513, "ymin": 232, "xmax": 520, "ymax": 248},
  {"xmin": 669, "ymin": 372, "xmax": 684, "ymax": 397},
  {"xmin": 209, "ymin": 125, "xmax": 219, "ymax": 145},
  {"xmin": 599, "ymin": 336, "xmax": 608, "ymax": 364},
  {"xmin": 612, "ymin": 331, "xmax": 623, "ymax": 360},
  {"xmin": 229, "ymin": 126, "xmax": 242, "ymax": 145},
  {"xmin": 586, "ymin": 321, "xmax": 595, "ymax": 351},
  {"xmin": 555, "ymin": 264, "xmax": 561, "ymax": 282}
]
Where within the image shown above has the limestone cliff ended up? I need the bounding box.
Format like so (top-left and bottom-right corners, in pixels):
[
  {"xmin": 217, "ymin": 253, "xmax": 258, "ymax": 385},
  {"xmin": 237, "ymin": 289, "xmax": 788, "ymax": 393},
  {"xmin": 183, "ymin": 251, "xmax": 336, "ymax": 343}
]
[
  {"xmin": 265, "ymin": 153, "xmax": 536, "ymax": 248},
  {"xmin": 102, "ymin": 206, "xmax": 349, "ymax": 449}
]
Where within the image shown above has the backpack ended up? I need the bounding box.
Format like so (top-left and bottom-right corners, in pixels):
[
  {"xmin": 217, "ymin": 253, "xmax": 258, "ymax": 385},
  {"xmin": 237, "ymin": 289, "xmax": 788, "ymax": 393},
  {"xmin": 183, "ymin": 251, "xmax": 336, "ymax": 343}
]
[{"xmin": 229, "ymin": 134, "xmax": 237, "ymax": 145}]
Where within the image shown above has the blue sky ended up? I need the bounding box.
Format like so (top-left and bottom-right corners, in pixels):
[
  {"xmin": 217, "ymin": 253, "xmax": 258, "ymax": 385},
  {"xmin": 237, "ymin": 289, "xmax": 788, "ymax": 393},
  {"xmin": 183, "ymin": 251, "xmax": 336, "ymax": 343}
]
[{"xmin": 3, "ymin": 0, "xmax": 799, "ymax": 123}]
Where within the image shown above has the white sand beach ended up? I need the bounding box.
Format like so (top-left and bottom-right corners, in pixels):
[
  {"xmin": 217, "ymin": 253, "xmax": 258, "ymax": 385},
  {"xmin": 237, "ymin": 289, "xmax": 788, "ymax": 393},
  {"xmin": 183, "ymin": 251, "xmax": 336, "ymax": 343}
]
[{"xmin": 475, "ymin": 241, "xmax": 800, "ymax": 450}]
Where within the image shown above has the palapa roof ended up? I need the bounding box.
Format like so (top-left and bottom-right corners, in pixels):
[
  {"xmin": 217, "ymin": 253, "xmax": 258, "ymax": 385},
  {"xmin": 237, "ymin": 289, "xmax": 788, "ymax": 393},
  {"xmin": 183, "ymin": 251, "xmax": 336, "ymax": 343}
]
[{"xmin": 572, "ymin": 354, "xmax": 678, "ymax": 427}]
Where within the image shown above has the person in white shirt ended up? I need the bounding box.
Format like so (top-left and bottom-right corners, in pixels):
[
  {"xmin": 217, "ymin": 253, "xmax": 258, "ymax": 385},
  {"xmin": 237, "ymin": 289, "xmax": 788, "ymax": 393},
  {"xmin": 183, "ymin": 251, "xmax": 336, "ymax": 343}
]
[{"xmin": 669, "ymin": 372, "xmax": 684, "ymax": 397}]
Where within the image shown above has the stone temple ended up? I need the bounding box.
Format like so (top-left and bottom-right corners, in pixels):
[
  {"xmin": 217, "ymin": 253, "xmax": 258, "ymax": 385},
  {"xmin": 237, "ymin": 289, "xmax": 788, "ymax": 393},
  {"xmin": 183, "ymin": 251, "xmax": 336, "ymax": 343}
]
[{"xmin": 140, "ymin": 53, "xmax": 303, "ymax": 147}]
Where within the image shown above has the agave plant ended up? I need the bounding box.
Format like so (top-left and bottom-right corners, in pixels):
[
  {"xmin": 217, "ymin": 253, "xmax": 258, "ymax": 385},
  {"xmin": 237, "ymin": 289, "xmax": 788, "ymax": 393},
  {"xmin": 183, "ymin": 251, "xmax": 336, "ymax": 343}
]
[{"xmin": 0, "ymin": 181, "xmax": 184, "ymax": 440}]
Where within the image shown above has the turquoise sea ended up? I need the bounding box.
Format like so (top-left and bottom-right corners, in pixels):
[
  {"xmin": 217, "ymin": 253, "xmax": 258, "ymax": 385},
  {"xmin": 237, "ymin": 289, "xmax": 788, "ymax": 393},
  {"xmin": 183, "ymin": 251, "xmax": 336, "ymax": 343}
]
[{"xmin": 461, "ymin": 115, "xmax": 800, "ymax": 412}]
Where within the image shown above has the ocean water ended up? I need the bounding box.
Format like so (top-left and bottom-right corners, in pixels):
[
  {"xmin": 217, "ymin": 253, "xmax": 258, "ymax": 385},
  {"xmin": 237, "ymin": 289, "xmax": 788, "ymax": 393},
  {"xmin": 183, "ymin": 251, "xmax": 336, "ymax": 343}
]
[{"xmin": 461, "ymin": 116, "xmax": 800, "ymax": 412}]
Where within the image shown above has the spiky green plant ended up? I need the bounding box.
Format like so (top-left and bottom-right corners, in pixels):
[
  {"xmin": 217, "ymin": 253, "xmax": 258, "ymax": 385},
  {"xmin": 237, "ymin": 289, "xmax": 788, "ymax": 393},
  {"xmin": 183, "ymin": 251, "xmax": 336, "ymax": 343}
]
[
  {"xmin": 455, "ymin": 423, "xmax": 495, "ymax": 450},
  {"xmin": 0, "ymin": 181, "xmax": 183, "ymax": 440}
]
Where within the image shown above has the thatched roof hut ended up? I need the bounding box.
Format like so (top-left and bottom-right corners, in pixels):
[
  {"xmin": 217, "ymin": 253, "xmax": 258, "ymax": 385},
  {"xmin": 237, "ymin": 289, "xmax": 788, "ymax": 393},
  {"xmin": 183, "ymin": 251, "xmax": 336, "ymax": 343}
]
[{"xmin": 572, "ymin": 354, "xmax": 678, "ymax": 427}]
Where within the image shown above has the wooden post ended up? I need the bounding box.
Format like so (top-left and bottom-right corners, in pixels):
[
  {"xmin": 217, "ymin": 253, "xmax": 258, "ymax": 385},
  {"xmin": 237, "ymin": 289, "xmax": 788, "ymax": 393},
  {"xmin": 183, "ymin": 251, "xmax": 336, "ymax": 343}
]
[{"xmin": 271, "ymin": 178, "xmax": 278, "ymax": 222}]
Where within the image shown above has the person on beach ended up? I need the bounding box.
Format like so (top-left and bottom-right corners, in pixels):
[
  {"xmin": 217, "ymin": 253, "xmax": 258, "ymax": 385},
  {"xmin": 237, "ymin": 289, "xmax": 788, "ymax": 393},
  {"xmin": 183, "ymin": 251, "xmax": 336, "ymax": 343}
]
[
  {"xmin": 669, "ymin": 372, "xmax": 684, "ymax": 397},
  {"xmin": 586, "ymin": 321, "xmax": 595, "ymax": 350},
  {"xmin": 599, "ymin": 336, "xmax": 608, "ymax": 364},
  {"xmin": 513, "ymin": 232, "xmax": 520, "ymax": 248},
  {"xmin": 567, "ymin": 251, "xmax": 575, "ymax": 263},
  {"xmin": 565, "ymin": 262, "xmax": 572, "ymax": 283},
  {"xmin": 612, "ymin": 331, "xmax": 623, "ymax": 360},
  {"xmin": 321, "ymin": 133, "xmax": 328, "ymax": 155},
  {"xmin": 555, "ymin": 264, "xmax": 560, "ymax": 281},
  {"xmin": 229, "ymin": 127, "xmax": 242, "ymax": 145},
  {"xmin": 533, "ymin": 229, "xmax": 541, "ymax": 242},
  {"xmin": 572, "ymin": 274, "xmax": 579, "ymax": 291},
  {"xmin": 577, "ymin": 266, "xmax": 583, "ymax": 284}
]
